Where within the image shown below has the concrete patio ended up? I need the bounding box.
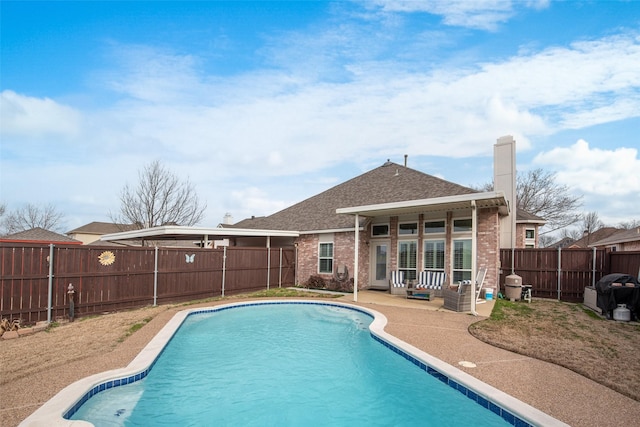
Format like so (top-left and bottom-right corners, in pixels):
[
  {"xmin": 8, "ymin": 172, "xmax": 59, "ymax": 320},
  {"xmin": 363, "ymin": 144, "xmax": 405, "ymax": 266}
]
[{"xmin": 330, "ymin": 290, "xmax": 639, "ymax": 427}]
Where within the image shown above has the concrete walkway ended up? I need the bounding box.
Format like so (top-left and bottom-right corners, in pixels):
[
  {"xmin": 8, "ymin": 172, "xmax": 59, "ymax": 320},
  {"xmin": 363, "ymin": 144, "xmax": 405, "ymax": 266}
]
[{"xmin": 334, "ymin": 290, "xmax": 639, "ymax": 427}]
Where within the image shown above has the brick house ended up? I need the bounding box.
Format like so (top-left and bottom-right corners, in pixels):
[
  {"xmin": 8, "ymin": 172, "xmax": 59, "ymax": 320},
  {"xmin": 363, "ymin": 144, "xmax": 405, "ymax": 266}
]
[
  {"xmin": 589, "ymin": 227, "xmax": 640, "ymax": 251},
  {"xmin": 231, "ymin": 136, "xmax": 543, "ymax": 297}
]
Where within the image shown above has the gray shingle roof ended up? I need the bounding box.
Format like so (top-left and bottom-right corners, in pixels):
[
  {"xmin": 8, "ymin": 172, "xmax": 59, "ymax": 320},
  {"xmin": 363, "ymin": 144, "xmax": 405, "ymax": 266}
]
[
  {"xmin": 231, "ymin": 161, "xmax": 478, "ymax": 232},
  {"xmin": 589, "ymin": 227, "xmax": 640, "ymax": 247},
  {"xmin": 67, "ymin": 221, "xmax": 135, "ymax": 235},
  {"xmin": 516, "ymin": 208, "xmax": 545, "ymax": 223},
  {"xmin": 1, "ymin": 227, "xmax": 81, "ymax": 243}
]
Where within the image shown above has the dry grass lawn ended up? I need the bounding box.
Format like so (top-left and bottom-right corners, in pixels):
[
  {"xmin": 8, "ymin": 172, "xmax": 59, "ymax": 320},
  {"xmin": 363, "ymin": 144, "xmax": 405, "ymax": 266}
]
[{"xmin": 469, "ymin": 299, "xmax": 640, "ymax": 402}]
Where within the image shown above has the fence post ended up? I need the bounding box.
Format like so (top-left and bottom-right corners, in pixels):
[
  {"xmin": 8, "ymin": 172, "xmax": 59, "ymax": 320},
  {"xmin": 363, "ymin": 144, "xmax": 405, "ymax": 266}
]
[
  {"xmin": 592, "ymin": 247, "xmax": 597, "ymax": 288},
  {"xmin": 221, "ymin": 246, "xmax": 227, "ymax": 297},
  {"xmin": 279, "ymin": 248, "xmax": 283, "ymax": 288},
  {"xmin": 557, "ymin": 247, "xmax": 562, "ymax": 301},
  {"xmin": 47, "ymin": 244, "xmax": 54, "ymax": 323},
  {"xmin": 266, "ymin": 238, "xmax": 271, "ymax": 290},
  {"xmin": 153, "ymin": 246, "xmax": 159, "ymax": 306}
]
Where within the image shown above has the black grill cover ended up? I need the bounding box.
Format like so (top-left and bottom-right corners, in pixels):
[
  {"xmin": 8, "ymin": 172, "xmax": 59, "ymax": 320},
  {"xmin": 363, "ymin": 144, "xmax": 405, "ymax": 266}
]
[{"xmin": 595, "ymin": 273, "xmax": 640, "ymax": 319}]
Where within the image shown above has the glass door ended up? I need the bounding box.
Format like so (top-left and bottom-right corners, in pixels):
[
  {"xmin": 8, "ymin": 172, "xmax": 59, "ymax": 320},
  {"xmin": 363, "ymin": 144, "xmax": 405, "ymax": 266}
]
[{"xmin": 369, "ymin": 241, "xmax": 389, "ymax": 289}]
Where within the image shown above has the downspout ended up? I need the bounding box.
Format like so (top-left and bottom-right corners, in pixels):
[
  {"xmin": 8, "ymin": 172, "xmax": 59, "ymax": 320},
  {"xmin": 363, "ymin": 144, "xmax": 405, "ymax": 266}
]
[
  {"xmin": 354, "ymin": 214, "xmax": 359, "ymax": 302},
  {"xmin": 471, "ymin": 200, "xmax": 478, "ymax": 316},
  {"xmin": 511, "ymin": 200, "xmax": 516, "ymax": 275}
]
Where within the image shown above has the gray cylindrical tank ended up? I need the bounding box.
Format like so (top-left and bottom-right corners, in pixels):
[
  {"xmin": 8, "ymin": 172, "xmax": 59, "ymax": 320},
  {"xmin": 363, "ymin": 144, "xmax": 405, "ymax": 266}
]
[{"xmin": 504, "ymin": 274, "xmax": 522, "ymax": 301}]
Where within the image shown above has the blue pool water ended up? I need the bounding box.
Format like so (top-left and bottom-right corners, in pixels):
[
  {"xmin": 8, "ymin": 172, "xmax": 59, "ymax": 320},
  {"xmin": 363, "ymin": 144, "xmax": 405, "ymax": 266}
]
[{"xmin": 71, "ymin": 303, "xmax": 512, "ymax": 426}]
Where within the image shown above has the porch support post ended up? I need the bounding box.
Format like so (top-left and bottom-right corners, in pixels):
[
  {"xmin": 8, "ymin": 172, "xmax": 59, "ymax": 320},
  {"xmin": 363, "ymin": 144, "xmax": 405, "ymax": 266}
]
[
  {"xmin": 353, "ymin": 214, "xmax": 359, "ymax": 302},
  {"xmin": 471, "ymin": 200, "xmax": 478, "ymax": 316}
]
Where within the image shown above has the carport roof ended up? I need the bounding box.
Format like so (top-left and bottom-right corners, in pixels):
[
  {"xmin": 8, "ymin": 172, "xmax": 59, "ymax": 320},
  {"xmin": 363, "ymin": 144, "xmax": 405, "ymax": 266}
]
[{"xmin": 100, "ymin": 225, "xmax": 299, "ymax": 243}]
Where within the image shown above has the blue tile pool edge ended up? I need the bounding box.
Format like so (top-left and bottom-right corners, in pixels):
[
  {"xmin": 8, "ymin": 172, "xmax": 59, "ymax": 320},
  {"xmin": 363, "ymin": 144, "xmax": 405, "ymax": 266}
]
[{"xmin": 20, "ymin": 300, "xmax": 568, "ymax": 427}]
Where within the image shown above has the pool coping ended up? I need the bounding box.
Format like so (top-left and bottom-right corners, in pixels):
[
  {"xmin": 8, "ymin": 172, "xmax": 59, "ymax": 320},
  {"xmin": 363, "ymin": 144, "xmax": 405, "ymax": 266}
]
[{"xmin": 19, "ymin": 300, "xmax": 569, "ymax": 427}]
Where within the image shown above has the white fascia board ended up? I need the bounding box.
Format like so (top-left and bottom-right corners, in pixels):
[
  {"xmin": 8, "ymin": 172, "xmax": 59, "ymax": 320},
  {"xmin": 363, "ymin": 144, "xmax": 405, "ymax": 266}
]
[
  {"xmin": 100, "ymin": 225, "xmax": 298, "ymax": 241},
  {"xmin": 336, "ymin": 192, "xmax": 507, "ymax": 215},
  {"xmin": 300, "ymin": 228, "xmax": 363, "ymax": 235}
]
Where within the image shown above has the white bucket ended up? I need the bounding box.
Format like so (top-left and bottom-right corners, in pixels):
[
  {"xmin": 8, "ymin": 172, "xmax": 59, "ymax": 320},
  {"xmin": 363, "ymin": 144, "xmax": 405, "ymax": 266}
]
[
  {"xmin": 613, "ymin": 304, "xmax": 630, "ymax": 322},
  {"xmin": 485, "ymin": 288, "xmax": 494, "ymax": 301}
]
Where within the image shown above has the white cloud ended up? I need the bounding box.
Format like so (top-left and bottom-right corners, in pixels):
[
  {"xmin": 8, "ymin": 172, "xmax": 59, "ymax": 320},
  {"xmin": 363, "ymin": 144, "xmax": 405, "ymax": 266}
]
[
  {"xmin": 228, "ymin": 187, "xmax": 291, "ymax": 220},
  {"xmin": 369, "ymin": 0, "xmax": 550, "ymax": 31},
  {"xmin": 0, "ymin": 90, "xmax": 81, "ymax": 138},
  {"xmin": 533, "ymin": 139, "xmax": 640, "ymax": 196}
]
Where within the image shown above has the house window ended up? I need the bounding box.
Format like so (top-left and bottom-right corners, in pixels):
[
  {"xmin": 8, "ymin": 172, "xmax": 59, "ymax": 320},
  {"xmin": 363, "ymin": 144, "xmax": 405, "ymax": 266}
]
[
  {"xmin": 399, "ymin": 222, "xmax": 418, "ymax": 235},
  {"xmin": 452, "ymin": 239, "xmax": 472, "ymax": 282},
  {"xmin": 424, "ymin": 240, "xmax": 445, "ymax": 271},
  {"xmin": 318, "ymin": 242, "xmax": 333, "ymax": 274},
  {"xmin": 424, "ymin": 220, "xmax": 445, "ymax": 234},
  {"xmin": 398, "ymin": 240, "xmax": 417, "ymax": 281},
  {"xmin": 526, "ymin": 229, "xmax": 535, "ymax": 239},
  {"xmin": 372, "ymin": 224, "xmax": 389, "ymax": 237},
  {"xmin": 453, "ymin": 218, "xmax": 472, "ymax": 232}
]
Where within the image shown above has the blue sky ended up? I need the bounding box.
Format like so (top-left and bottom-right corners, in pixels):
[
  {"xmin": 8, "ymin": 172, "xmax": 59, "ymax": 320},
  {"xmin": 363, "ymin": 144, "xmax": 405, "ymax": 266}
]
[{"xmin": 1, "ymin": 1, "xmax": 639, "ymax": 236}]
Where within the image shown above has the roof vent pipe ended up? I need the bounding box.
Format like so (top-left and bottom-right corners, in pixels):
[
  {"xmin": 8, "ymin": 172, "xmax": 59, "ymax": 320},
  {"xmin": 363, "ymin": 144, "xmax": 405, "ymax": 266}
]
[{"xmin": 404, "ymin": 154, "xmax": 408, "ymax": 167}]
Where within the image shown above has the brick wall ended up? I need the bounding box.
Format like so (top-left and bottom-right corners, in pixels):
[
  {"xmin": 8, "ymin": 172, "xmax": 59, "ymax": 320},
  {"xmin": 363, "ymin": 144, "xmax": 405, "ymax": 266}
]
[
  {"xmin": 295, "ymin": 231, "xmax": 369, "ymax": 290},
  {"xmin": 477, "ymin": 208, "xmax": 500, "ymax": 292}
]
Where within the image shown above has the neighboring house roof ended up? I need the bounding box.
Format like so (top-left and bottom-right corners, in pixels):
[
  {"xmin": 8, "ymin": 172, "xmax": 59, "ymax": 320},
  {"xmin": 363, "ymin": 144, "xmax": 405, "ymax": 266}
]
[
  {"xmin": 230, "ymin": 161, "xmax": 495, "ymax": 233},
  {"xmin": 547, "ymin": 236, "xmax": 576, "ymax": 249},
  {"xmin": 67, "ymin": 221, "xmax": 136, "ymax": 236},
  {"xmin": 569, "ymin": 227, "xmax": 620, "ymax": 248},
  {"xmin": 0, "ymin": 227, "xmax": 82, "ymax": 244},
  {"xmin": 589, "ymin": 227, "xmax": 640, "ymax": 248},
  {"xmin": 516, "ymin": 208, "xmax": 545, "ymax": 224}
]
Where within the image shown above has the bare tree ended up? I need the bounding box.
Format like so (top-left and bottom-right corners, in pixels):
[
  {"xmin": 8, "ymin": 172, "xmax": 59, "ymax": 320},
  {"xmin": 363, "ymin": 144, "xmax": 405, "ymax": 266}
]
[
  {"xmin": 581, "ymin": 211, "xmax": 604, "ymax": 234},
  {"xmin": 110, "ymin": 160, "xmax": 207, "ymax": 229},
  {"xmin": 472, "ymin": 168, "xmax": 583, "ymax": 234},
  {"xmin": 1, "ymin": 203, "xmax": 66, "ymax": 234},
  {"xmin": 618, "ymin": 219, "xmax": 640, "ymax": 229},
  {"xmin": 516, "ymin": 169, "xmax": 582, "ymax": 233}
]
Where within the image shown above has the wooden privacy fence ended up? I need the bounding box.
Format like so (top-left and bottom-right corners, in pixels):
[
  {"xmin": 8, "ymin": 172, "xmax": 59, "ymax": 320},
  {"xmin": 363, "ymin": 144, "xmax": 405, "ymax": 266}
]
[
  {"xmin": 499, "ymin": 248, "xmax": 640, "ymax": 302},
  {"xmin": 0, "ymin": 243, "xmax": 295, "ymax": 324}
]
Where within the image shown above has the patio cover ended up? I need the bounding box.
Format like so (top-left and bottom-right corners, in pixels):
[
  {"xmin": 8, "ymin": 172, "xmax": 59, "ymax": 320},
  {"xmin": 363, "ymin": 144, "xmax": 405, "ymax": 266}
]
[
  {"xmin": 100, "ymin": 225, "xmax": 299, "ymax": 247},
  {"xmin": 336, "ymin": 191, "xmax": 509, "ymax": 311}
]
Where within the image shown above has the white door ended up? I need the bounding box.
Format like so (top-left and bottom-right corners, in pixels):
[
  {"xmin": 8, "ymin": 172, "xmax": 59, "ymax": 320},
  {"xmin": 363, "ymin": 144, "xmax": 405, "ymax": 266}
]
[{"xmin": 369, "ymin": 240, "xmax": 389, "ymax": 289}]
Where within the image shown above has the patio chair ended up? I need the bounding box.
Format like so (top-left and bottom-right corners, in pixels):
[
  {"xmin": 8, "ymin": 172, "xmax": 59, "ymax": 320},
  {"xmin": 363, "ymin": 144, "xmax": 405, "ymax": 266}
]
[
  {"xmin": 389, "ymin": 270, "xmax": 406, "ymax": 295},
  {"xmin": 415, "ymin": 270, "xmax": 446, "ymax": 297},
  {"xmin": 443, "ymin": 282, "xmax": 472, "ymax": 312},
  {"xmin": 473, "ymin": 268, "xmax": 488, "ymax": 304}
]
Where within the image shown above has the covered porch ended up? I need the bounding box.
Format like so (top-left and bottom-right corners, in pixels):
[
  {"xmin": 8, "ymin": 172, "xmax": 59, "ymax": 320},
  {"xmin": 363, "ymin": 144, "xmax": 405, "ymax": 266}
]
[{"xmin": 336, "ymin": 191, "xmax": 510, "ymax": 315}]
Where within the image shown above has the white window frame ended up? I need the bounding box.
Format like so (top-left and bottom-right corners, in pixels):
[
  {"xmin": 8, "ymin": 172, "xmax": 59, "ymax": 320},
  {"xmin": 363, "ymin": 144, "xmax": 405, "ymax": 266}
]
[
  {"xmin": 453, "ymin": 217, "xmax": 473, "ymax": 233},
  {"xmin": 398, "ymin": 221, "xmax": 418, "ymax": 235},
  {"xmin": 318, "ymin": 234, "xmax": 334, "ymax": 274},
  {"xmin": 398, "ymin": 240, "xmax": 418, "ymax": 281},
  {"xmin": 371, "ymin": 223, "xmax": 390, "ymax": 237},
  {"xmin": 424, "ymin": 219, "xmax": 446, "ymax": 234},
  {"xmin": 423, "ymin": 239, "xmax": 445, "ymax": 272},
  {"xmin": 452, "ymin": 238, "xmax": 472, "ymax": 283}
]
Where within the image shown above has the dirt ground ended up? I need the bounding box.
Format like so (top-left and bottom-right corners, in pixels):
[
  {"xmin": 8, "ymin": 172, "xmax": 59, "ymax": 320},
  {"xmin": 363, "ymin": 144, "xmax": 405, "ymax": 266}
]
[
  {"xmin": 469, "ymin": 299, "xmax": 640, "ymax": 402},
  {"xmin": 1, "ymin": 294, "xmax": 639, "ymax": 426}
]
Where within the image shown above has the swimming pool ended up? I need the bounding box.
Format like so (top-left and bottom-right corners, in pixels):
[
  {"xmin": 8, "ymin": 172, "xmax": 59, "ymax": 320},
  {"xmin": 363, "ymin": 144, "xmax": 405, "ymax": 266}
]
[{"xmin": 20, "ymin": 301, "xmax": 567, "ymax": 426}]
